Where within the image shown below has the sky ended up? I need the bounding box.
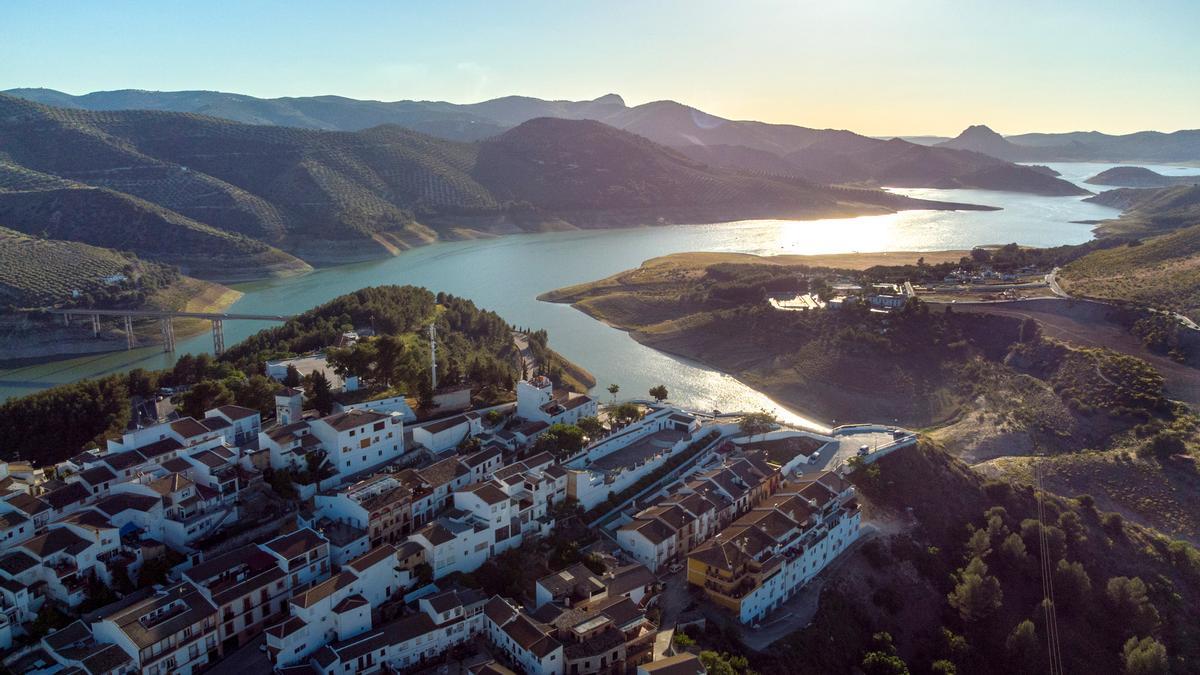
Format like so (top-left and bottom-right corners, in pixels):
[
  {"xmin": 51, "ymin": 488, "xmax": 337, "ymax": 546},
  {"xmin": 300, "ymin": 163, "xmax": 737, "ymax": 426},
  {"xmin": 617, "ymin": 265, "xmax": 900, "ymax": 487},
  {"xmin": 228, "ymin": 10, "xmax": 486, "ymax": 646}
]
[{"xmin": 2, "ymin": 0, "xmax": 1197, "ymax": 136}]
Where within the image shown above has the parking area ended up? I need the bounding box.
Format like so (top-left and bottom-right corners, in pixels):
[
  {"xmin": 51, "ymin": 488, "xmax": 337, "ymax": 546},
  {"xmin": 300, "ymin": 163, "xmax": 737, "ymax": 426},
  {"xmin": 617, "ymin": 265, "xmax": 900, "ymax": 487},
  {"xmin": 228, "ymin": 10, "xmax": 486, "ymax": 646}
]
[{"xmin": 798, "ymin": 429, "xmax": 905, "ymax": 476}]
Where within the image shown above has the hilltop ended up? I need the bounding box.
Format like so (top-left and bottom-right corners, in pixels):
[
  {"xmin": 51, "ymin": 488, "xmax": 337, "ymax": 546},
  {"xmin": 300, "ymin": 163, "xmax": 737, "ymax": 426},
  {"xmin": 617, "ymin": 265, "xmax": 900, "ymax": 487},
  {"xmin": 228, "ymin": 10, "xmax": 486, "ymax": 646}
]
[
  {"xmin": 1085, "ymin": 166, "xmax": 1200, "ymax": 188},
  {"xmin": 0, "ymin": 94, "xmax": 990, "ymax": 277},
  {"xmin": 936, "ymin": 124, "xmax": 1029, "ymax": 162},
  {"xmin": 0, "ymin": 226, "xmax": 179, "ymax": 308},
  {"xmin": 2, "ymin": 89, "xmax": 1087, "ymax": 197},
  {"xmin": 1084, "ymin": 184, "xmax": 1200, "ymax": 237},
  {"xmin": 936, "ymin": 122, "xmax": 1200, "ymax": 163}
]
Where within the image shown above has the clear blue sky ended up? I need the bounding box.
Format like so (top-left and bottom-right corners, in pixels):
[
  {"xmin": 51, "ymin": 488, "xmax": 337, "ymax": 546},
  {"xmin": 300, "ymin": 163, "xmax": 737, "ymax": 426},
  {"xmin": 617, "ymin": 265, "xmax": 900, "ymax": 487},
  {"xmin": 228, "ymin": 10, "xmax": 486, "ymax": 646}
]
[{"xmin": 2, "ymin": 0, "xmax": 1197, "ymax": 136}]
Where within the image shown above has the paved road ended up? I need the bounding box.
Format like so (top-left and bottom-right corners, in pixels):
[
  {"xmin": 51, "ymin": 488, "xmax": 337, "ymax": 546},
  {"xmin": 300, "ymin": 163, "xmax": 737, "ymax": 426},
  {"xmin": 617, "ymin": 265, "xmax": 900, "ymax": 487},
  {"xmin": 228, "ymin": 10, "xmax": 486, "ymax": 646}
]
[
  {"xmin": 797, "ymin": 429, "xmax": 898, "ymax": 477},
  {"xmin": 1045, "ymin": 267, "xmax": 1070, "ymax": 298},
  {"xmin": 511, "ymin": 331, "xmax": 536, "ymax": 378},
  {"xmin": 206, "ymin": 634, "xmax": 270, "ymax": 675}
]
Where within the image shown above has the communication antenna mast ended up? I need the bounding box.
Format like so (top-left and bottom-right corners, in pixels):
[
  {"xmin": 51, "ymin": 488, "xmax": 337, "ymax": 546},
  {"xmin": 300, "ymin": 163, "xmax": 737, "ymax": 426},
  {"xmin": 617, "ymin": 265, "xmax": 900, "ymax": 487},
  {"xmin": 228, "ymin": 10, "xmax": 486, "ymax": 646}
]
[{"xmin": 429, "ymin": 323, "xmax": 438, "ymax": 390}]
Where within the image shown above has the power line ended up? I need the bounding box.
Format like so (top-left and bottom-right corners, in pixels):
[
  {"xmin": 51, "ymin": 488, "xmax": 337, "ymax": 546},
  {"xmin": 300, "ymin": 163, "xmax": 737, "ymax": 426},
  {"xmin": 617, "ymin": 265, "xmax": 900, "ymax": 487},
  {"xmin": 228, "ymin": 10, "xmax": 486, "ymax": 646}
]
[{"xmin": 1034, "ymin": 459, "xmax": 1064, "ymax": 675}]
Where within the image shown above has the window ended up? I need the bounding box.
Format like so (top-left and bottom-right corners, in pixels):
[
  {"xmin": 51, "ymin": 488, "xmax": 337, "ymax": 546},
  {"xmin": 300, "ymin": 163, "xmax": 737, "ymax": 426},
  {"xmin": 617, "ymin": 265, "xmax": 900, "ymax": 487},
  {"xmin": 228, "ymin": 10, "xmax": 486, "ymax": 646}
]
[
  {"xmin": 359, "ymin": 438, "xmax": 370, "ymax": 449},
  {"xmin": 374, "ymin": 422, "xmax": 385, "ymax": 432}
]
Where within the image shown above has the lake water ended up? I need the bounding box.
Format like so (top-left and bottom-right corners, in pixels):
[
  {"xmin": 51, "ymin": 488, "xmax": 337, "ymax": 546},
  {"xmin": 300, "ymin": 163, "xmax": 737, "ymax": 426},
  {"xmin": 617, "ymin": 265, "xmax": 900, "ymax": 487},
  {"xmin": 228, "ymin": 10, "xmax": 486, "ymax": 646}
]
[{"xmin": 4, "ymin": 162, "xmax": 1199, "ymax": 425}]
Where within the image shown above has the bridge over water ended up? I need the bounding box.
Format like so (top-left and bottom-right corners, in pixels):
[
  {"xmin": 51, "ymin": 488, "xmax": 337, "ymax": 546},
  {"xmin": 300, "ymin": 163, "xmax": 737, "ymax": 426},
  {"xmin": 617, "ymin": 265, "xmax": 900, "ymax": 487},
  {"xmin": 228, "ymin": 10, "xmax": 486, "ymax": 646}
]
[{"xmin": 41, "ymin": 308, "xmax": 293, "ymax": 355}]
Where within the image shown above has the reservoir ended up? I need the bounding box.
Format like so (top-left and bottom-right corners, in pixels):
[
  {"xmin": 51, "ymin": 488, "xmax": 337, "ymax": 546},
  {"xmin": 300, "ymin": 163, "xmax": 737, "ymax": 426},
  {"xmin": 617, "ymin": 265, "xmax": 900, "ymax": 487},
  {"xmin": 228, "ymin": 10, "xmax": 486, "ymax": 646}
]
[{"xmin": 3, "ymin": 162, "xmax": 1197, "ymax": 425}]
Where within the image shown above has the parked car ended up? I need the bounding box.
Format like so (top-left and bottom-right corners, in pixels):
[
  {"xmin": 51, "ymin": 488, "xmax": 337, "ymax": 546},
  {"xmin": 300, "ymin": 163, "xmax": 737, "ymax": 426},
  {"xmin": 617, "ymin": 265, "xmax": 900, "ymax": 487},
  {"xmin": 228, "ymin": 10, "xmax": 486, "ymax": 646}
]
[{"xmin": 668, "ymin": 563, "xmax": 683, "ymax": 574}]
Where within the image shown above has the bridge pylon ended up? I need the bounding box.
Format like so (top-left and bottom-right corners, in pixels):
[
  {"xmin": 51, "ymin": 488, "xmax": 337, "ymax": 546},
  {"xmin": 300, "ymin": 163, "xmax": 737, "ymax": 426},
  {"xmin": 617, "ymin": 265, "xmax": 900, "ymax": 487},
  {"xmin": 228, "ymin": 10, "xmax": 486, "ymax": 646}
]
[
  {"xmin": 124, "ymin": 315, "xmax": 135, "ymax": 350},
  {"xmin": 212, "ymin": 319, "xmax": 225, "ymax": 355},
  {"xmin": 160, "ymin": 318, "xmax": 176, "ymax": 352}
]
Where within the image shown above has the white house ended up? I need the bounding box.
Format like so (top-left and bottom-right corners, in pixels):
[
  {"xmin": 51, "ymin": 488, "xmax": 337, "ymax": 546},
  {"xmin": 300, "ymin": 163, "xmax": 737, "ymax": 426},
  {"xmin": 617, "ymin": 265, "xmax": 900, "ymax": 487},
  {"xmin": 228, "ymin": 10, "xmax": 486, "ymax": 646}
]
[
  {"xmin": 411, "ymin": 414, "xmax": 482, "ymax": 454},
  {"xmin": 91, "ymin": 581, "xmax": 219, "ymax": 675},
  {"xmin": 308, "ymin": 409, "xmax": 406, "ymax": 483}
]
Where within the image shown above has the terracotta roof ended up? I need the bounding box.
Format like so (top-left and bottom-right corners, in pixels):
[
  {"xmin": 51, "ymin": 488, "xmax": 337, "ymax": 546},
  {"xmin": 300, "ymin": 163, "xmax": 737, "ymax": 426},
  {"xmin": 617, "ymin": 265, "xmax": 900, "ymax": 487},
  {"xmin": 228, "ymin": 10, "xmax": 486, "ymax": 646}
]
[
  {"xmin": 94, "ymin": 492, "xmax": 159, "ymax": 516},
  {"xmin": 291, "ymin": 570, "xmax": 357, "ymax": 609},
  {"xmin": 21, "ymin": 527, "xmax": 91, "ymax": 558},
  {"xmin": 319, "ymin": 409, "xmax": 392, "ymax": 433},
  {"xmin": 0, "ymin": 551, "xmax": 37, "ymax": 574},
  {"xmin": 169, "ymin": 418, "xmax": 211, "ymax": 439},
  {"xmin": 148, "ymin": 473, "xmax": 193, "ymax": 496},
  {"xmin": 503, "ymin": 614, "xmax": 560, "ymax": 658},
  {"xmin": 415, "ymin": 457, "xmax": 467, "ymax": 488},
  {"xmin": 2, "ymin": 494, "xmax": 48, "ymax": 517},
  {"xmin": 77, "ymin": 466, "xmax": 116, "ymax": 486},
  {"xmin": 266, "ymin": 421, "xmax": 310, "ymax": 445},
  {"xmin": 463, "ymin": 447, "xmax": 501, "ymax": 468},
  {"xmin": 160, "ymin": 457, "xmax": 193, "ymax": 474},
  {"xmin": 101, "ymin": 450, "xmax": 146, "ymax": 471},
  {"xmin": 188, "ymin": 450, "xmax": 228, "ymax": 469},
  {"xmin": 622, "ymin": 518, "xmax": 675, "ymax": 546},
  {"xmin": 136, "ymin": 437, "xmax": 183, "ymax": 459},
  {"xmin": 93, "ymin": 582, "xmax": 215, "ymax": 649},
  {"xmin": 332, "ymin": 594, "xmax": 369, "ymax": 613},
  {"xmin": 641, "ymin": 653, "xmax": 706, "ymax": 675},
  {"xmin": 468, "ymin": 483, "xmax": 509, "ymax": 506},
  {"xmin": 57, "ymin": 509, "xmax": 113, "ymax": 532},
  {"xmin": 0, "ymin": 510, "xmax": 28, "ymax": 530},
  {"xmin": 215, "ymin": 404, "xmax": 259, "ymax": 421},
  {"xmin": 199, "ymin": 417, "xmax": 231, "ymax": 432},
  {"xmin": 423, "ymin": 589, "xmax": 462, "ymax": 614},
  {"xmin": 604, "ymin": 563, "xmax": 654, "ymax": 597},
  {"xmin": 484, "ymin": 595, "xmax": 517, "ymax": 626},
  {"xmin": 346, "ymin": 544, "xmax": 396, "ymax": 573},
  {"xmin": 44, "ymin": 482, "xmax": 90, "ymax": 510},
  {"xmin": 415, "ymin": 522, "xmax": 456, "ymax": 546},
  {"xmin": 263, "ymin": 528, "xmax": 326, "ymax": 559},
  {"xmin": 422, "ymin": 415, "xmax": 468, "ymax": 434}
]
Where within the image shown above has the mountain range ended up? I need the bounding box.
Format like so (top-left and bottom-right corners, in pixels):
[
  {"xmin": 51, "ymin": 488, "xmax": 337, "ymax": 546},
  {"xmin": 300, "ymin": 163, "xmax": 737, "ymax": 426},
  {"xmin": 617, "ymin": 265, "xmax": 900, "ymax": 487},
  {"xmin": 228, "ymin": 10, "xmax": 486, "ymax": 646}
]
[
  {"xmin": 4, "ymin": 88, "xmax": 1086, "ymax": 195},
  {"xmin": 0, "ymin": 93, "xmax": 1006, "ymax": 281},
  {"xmin": 936, "ymin": 123, "xmax": 1200, "ymax": 163}
]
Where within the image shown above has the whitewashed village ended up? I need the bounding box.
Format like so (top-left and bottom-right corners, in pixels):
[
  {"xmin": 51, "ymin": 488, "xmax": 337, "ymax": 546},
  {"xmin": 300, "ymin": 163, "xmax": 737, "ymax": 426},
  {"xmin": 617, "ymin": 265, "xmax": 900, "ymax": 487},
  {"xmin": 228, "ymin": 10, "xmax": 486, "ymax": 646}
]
[{"xmin": 0, "ymin": 329, "xmax": 914, "ymax": 675}]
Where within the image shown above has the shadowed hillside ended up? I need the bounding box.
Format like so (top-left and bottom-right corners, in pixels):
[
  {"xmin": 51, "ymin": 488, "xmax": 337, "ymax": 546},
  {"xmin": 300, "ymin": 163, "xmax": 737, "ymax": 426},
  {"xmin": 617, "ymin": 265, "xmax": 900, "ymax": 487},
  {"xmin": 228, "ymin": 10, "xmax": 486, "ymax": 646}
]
[{"xmin": 0, "ymin": 94, "xmax": 986, "ymax": 276}]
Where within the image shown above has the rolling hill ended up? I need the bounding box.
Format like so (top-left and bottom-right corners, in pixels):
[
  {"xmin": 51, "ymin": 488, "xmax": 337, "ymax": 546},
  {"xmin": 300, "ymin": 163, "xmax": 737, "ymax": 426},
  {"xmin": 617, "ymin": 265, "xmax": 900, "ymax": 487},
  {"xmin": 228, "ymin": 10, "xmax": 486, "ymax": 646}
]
[
  {"xmin": 1062, "ymin": 185, "xmax": 1200, "ymax": 317},
  {"xmin": 1085, "ymin": 166, "xmax": 1200, "ymax": 188},
  {"xmin": 3, "ymin": 88, "xmax": 1087, "ymax": 196},
  {"xmin": 0, "ymin": 93, "xmax": 994, "ymax": 278},
  {"xmin": 938, "ymin": 123, "xmax": 1200, "ymax": 163},
  {"xmin": 1085, "ymin": 184, "xmax": 1200, "ymax": 236}
]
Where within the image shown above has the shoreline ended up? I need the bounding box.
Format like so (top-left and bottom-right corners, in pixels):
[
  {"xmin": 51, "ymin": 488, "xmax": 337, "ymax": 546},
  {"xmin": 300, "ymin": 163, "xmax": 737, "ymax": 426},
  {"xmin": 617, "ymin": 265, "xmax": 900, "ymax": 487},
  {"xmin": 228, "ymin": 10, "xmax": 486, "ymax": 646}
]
[{"xmin": 0, "ymin": 279, "xmax": 243, "ymax": 366}]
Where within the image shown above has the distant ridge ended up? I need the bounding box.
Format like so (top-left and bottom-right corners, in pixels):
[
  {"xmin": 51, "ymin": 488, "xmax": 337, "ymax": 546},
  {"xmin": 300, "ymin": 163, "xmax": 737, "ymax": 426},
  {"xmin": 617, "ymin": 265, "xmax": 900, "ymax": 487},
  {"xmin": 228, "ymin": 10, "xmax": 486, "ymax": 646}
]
[
  {"xmin": 3, "ymin": 88, "xmax": 1086, "ymax": 196},
  {"xmin": 936, "ymin": 122, "xmax": 1200, "ymax": 163},
  {"xmin": 0, "ymin": 94, "xmax": 986, "ymax": 279}
]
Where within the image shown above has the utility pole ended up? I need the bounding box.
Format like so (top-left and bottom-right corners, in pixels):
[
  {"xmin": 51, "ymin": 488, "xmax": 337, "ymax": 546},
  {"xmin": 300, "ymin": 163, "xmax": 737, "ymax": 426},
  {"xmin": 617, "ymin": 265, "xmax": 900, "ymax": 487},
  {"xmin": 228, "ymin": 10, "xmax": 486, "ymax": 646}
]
[{"xmin": 429, "ymin": 323, "xmax": 438, "ymax": 390}]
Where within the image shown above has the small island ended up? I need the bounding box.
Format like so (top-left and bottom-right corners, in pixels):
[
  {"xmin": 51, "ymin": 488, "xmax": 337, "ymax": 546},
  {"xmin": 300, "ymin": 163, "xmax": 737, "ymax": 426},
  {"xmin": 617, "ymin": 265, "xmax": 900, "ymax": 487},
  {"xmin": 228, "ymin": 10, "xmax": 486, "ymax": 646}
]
[{"xmin": 1085, "ymin": 166, "xmax": 1200, "ymax": 188}]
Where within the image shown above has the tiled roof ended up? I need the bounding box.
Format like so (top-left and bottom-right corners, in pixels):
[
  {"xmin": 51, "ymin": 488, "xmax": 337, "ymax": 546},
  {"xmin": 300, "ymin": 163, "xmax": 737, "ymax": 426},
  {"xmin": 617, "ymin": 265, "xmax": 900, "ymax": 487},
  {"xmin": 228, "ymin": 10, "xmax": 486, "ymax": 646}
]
[
  {"xmin": 136, "ymin": 437, "xmax": 184, "ymax": 460},
  {"xmin": 319, "ymin": 409, "xmax": 391, "ymax": 433},
  {"xmin": 346, "ymin": 544, "xmax": 396, "ymax": 573},
  {"xmin": 263, "ymin": 528, "xmax": 326, "ymax": 559},
  {"xmin": 169, "ymin": 418, "xmax": 211, "ymax": 439},
  {"xmin": 93, "ymin": 582, "xmax": 215, "ymax": 649},
  {"xmin": 21, "ymin": 527, "xmax": 91, "ymax": 558},
  {"xmin": 101, "ymin": 450, "xmax": 146, "ymax": 471},
  {"xmin": 94, "ymin": 492, "xmax": 159, "ymax": 516},
  {"xmin": 148, "ymin": 473, "xmax": 193, "ymax": 496},
  {"xmin": 291, "ymin": 570, "xmax": 357, "ymax": 609},
  {"xmin": 215, "ymin": 404, "xmax": 259, "ymax": 421},
  {"xmin": 4, "ymin": 492, "xmax": 48, "ymax": 516},
  {"xmin": 77, "ymin": 466, "xmax": 116, "ymax": 486},
  {"xmin": 43, "ymin": 482, "xmax": 90, "ymax": 510}
]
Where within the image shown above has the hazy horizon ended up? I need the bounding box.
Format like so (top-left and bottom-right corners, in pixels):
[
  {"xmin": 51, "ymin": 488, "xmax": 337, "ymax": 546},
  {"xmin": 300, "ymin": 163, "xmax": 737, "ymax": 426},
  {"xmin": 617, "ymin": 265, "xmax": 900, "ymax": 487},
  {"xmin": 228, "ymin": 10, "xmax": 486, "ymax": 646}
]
[{"xmin": 2, "ymin": 0, "xmax": 1198, "ymax": 136}]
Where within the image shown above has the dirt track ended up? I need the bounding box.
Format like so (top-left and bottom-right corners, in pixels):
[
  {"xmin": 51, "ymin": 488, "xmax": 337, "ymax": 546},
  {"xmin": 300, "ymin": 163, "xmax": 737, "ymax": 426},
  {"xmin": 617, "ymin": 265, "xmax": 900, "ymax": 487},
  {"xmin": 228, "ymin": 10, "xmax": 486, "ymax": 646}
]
[{"xmin": 935, "ymin": 297, "xmax": 1200, "ymax": 407}]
